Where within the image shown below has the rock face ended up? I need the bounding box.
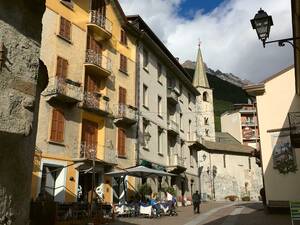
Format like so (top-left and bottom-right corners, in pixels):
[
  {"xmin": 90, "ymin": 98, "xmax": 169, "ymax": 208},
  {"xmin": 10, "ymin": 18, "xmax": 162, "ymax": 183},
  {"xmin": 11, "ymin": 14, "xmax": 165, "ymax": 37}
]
[
  {"xmin": 0, "ymin": 1, "xmax": 46, "ymax": 224},
  {"xmin": 182, "ymin": 60, "xmax": 251, "ymax": 87}
]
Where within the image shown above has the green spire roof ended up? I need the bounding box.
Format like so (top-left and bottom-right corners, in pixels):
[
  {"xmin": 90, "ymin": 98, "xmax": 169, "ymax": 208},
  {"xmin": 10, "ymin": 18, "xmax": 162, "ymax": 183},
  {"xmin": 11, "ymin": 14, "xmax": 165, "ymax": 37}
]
[{"xmin": 193, "ymin": 46, "xmax": 210, "ymax": 88}]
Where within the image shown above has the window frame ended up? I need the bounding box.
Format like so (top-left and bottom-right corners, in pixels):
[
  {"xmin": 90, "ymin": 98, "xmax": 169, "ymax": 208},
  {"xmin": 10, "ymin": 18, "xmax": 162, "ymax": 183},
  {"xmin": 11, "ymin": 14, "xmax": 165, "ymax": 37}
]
[
  {"xmin": 143, "ymin": 48, "xmax": 149, "ymax": 68},
  {"xmin": 59, "ymin": 16, "xmax": 72, "ymax": 42},
  {"xmin": 50, "ymin": 108, "xmax": 65, "ymax": 143},
  {"xmin": 119, "ymin": 54, "xmax": 128, "ymax": 74}
]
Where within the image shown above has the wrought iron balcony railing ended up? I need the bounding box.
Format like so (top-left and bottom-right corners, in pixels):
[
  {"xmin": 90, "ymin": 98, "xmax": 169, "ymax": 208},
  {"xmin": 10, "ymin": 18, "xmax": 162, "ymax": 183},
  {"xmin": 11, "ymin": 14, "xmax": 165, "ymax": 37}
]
[
  {"xmin": 114, "ymin": 104, "xmax": 138, "ymax": 125},
  {"xmin": 43, "ymin": 77, "xmax": 83, "ymax": 103},
  {"xmin": 80, "ymin": 142, "xmax": 97, "ymax": 160},
  {"xmin": 89, "ymin": 10, "xmax": 113, "ymax": 34},
  {"xmin": 85, "ymin": 49, "xmax": 112, "ymax": 73},
  {"xmin": 82, "ymin": 91, "xmax": 110, "ymax": 116}
]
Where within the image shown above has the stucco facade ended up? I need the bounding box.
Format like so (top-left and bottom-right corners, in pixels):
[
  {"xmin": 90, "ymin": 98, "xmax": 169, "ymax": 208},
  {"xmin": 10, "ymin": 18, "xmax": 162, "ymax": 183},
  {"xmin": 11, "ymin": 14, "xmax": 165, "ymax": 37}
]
[
  {"xmin": 221, "ymin": 104, "xmax": 260, "ymax": 150},
  {"xmin": 32, "ymin": 0, "xmax": 137, "ymax": 205},
  {"xmin": 246, "ymin": 66, "xmax": 300, "ymax": 208}
]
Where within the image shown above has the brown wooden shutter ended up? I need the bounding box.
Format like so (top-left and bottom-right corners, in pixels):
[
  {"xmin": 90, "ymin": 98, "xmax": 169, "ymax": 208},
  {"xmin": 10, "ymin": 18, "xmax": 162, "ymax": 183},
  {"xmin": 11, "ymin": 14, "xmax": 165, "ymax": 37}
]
[
  {"xmin": 119, "ymin": 87, "xmax": 127, "ymax": 105},
  {"xmin": 120, "ymin": 54, "xmax": 127, "ymax": 72},
  {"xmin": 82, "ymin": 120, "xmax": 98, "ymax": 148},
  {"xmin": 85, "ymin": 74, "xmax": 100, "ymax": 93},
  {"xmin": 56, "ymin": 56, "xmax": 68, "ymax": 78},
  {"xmin": 118, "ymin": 128, "xmax": 126, "ymax": 156},
  {"xmin": 50, "ymin": 108, "xmax": 64, "ymax": 142},
  {"xmin": 60, "ymin": 17, "xmax": 71, "ymax": 40},
  {"xmin": 121, "ymin": 29, "xmax": 127, "ymax": 45}
]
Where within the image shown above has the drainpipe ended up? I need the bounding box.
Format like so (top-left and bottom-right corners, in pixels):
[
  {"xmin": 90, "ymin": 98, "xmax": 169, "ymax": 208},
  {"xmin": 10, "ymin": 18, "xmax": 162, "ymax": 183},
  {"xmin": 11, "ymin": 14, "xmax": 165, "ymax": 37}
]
[{"xmin": 135, "ymin": 33, "xmax": 143, "ymax": 166}]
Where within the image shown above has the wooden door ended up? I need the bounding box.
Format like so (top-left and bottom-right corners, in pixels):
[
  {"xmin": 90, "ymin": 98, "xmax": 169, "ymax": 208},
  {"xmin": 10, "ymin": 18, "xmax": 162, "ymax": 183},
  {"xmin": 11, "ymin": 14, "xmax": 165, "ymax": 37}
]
[{"xmin": 119, "ymin": 87, "xmax": 127, "ymax": 116}]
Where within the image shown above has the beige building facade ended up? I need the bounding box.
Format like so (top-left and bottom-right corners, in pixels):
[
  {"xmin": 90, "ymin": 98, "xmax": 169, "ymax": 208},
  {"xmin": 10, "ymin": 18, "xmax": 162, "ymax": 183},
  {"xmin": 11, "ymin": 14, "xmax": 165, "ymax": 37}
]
[{"xmin": 246, "ymin": 66, "xmax": 300, "ymax": 208}]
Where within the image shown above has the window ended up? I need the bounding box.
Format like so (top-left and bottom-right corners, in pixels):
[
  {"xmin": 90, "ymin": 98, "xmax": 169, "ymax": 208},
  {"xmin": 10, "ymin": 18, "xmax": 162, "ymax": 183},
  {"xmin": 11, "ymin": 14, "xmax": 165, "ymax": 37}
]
[
  {"xmin": 190, "ymin": 149, "xmax": 193, "ymax": 168},
  {"xmin": 143, "ymin": 48, "xmax": 149, "ymax": 68},
  {"xmin": 188, "ymin": 93, "xmax": 191, "ymax": 108},
  {"xmin": 120, "ymin": 54, "xmax": 127, "ymax": 73},
  {"xmin": 158, "ymin": 96, "xmax": 162, "ymax": 117},
  {"xmin": 248, "ymin": 157, "xmax": 252, "ymax": 170},
  {"xmin": 81, "ymin": 120, "xmax": 98, "ymax": 157},
  {"xmin": 179, "ymin": 84, "xmax": 183, "ymax": 95},
  {"xmin": 50, "ymin": 108, "xmax": 65, "ymax": 143},
  {"xmin": 143, "ymin": 84, "xmax": 148, "ymax": 108},
  {"xmin": 188, "ymin": 120, "xmax": 192, "ymax": 140},
  {"xmin": 143, "ymin": 118, "xmax": 149, "ymax": 149},
  {"xmin": 223, "ymin": 154, "xmax": 226, "ymax": 168},
  {"xmin": 59, "ymin": 17, "xmax": 71, "ymax": 40},
  {"xmin": 119, "ymin": 86, "xmax": 127, "ymax": 105},
  {"xmin": 120, "ymin": 29, "xmax": 127, "ymax": 45},
  {"xmin": 205, "ymin": 129, "xmax": 209, "ymax": 136},
  {"xmin": 158, "ymin": 127, "xmax": 163, "ymax": 155},
  {"xmin": 119, "ymin": 86, "xmax": 127, "ymax": 116},
  {"xmin": 118, "ymin": 128, "xmax": 126, "ymax": 157},
  {"xmin": 180, "ymin": 113, "xmax": 183, "ymax": 131},
  {"xmin": 203, "ymin": 92, "xmax": 209, "ymax": 102},
  {"xmin": 56, "ymin": 56, "xmax": 68, "ymax": 78},
  {"xmin": 60, "ymin": 0, "xmax": 74, "ymax": 9},
  {"xmin": 157, "ymin": 63, "xmax": 162, "ymax": 82},
  {"xmin": 85, "ymin": 74, "xmax": 100, "ymax": 93},
  {"xmin": 204, "ymin": 117, "xmax": 209, "ymax": 125}
]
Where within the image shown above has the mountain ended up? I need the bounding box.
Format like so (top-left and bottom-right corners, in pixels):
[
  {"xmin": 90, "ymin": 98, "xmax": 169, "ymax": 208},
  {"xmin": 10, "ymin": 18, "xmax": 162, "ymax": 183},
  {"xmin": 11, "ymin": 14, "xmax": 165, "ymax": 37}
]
[
  {"xmin": 182, "ymin": 60, "xmax": 252, "ymax": 87},
  {"xmin": 183, "ymin": 66, "xmax": 249, "ymax": 132}
]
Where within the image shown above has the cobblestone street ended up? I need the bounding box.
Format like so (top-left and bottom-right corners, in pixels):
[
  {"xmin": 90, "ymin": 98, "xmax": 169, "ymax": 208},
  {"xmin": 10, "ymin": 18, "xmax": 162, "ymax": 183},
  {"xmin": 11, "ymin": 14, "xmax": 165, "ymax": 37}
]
[{"xmin": 111, "ymin": 202, "xmax": 295, "ymax": 225}]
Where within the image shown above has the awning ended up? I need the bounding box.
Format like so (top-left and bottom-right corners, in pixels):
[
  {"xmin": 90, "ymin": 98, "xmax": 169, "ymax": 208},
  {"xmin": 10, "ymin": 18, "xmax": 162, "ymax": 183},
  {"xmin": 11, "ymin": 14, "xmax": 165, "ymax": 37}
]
[{"xmin": 105, "ymin": 165, "xmax": 175, "ymax": 178}]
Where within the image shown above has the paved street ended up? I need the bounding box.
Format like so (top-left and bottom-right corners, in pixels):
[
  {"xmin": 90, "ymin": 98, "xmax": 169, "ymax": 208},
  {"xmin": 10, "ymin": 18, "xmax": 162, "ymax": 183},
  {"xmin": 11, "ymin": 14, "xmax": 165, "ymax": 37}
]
[{"xmin": 111, "ymin": 202, "xmax": 296, "ymax": 225}]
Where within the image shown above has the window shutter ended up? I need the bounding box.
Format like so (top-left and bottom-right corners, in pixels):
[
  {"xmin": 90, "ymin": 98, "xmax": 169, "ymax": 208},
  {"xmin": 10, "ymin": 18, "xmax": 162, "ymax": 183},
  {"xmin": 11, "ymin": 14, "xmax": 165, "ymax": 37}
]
[
  {"xmin": 60, "ymin": 17, "xmax": 71, "ymax": 40},
  {"xmin": 56, "ymin": 57, "xmax": 68, "ymax": 78},
  {"xmin": 121, "ymin": 29, "xmax": 127, "ymax": 45},
  {"xmin": 118, "ymin": 128, "xmax": 126, "ymax": 156},
  {"xmin": 119, "ymin": 87, "xmax": 127, "ymax": 104},
  {"xmin": 50, "ymin": 108, "xmax": 64, "ymax": 142},
  {"xmin": 120, "ymin": 54, "xmax": 127, "ymax": 72}
]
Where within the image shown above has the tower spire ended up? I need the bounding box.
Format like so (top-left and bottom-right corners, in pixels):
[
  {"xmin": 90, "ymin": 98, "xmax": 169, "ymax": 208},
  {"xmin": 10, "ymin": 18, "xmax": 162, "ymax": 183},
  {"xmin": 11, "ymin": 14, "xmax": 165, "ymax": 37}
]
[{"xmin": 193, "ymin": 43, "xmax": 210, "ymax": 88}]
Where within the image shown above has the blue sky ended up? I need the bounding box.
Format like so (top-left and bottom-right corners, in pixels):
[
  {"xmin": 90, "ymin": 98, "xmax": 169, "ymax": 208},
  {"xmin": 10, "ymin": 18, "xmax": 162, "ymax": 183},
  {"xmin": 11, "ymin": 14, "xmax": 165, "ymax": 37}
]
[
  {"xmin": 179, "ymin": 0, "xmax": 225, "ymax": 18},
  {"xmin": 120, "ymin": 0, "xmax": 293, "ymax": 82}
]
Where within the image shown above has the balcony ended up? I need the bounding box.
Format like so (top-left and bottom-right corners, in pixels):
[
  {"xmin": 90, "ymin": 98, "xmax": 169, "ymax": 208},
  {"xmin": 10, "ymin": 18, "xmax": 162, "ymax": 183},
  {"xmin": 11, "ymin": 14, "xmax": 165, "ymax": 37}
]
[
  {"xmin": 186, "ymin": 132, "xmax": 202, "ymax": 150},
  {"xmin": 239, "ymin": 108, "xmax": 256, "ymax": 114},
  {"xmin": 167, "ymin": 120, "xmax": 179, "ymax": 136},
  {"xmin": 241, "ymin": 121, "xmax": 257, "ymax": 127},
  {"xmin": 167, "ymin": 88, "xmax": 178, "ymax": 104},
  {"xmin": 289, "ymin": 112, "xmax": 300, "ymax": 147},
  {"xmin": 79, "ymin": 142, "xmax": 97, "ymax": 160},
  {"xmin": 84, "ymin": 49, "xmax": 112, "ymax": 77},
  {"xmin": 114, "ymin": 104, "xmax": 138, "ymax": 127},
  {"xmin": 104, "ymin": 147, "xmax": 118, "ymax": 165},
  {"xmin": 87, "ymin": 10, "xmax": 112, "ymax": 41},
  {"xmin": 80, "ymin": 91, "xmax": 110, "ymax": 116},
  {"xmin": 43, "ymin": 77, "xmax": 83, "ymax": 103},
  {"xmin": 167, "ymin": 154, "xmax": 186, "ymax": 174}
]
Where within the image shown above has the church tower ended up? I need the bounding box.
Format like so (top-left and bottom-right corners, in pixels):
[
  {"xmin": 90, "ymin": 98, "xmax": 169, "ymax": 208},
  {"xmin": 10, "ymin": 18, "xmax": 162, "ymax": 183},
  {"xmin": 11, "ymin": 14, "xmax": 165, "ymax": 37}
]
[{"xmin": 193, "ymin": 45, "xmax": 215, "ymax": 142}]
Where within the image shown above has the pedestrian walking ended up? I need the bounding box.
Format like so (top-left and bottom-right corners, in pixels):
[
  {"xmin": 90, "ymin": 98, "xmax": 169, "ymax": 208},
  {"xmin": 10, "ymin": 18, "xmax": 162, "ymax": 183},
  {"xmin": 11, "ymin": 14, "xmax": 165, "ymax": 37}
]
[{"xmin": 192, "ymin": 191, "xmax": 201, "ymax": 214}]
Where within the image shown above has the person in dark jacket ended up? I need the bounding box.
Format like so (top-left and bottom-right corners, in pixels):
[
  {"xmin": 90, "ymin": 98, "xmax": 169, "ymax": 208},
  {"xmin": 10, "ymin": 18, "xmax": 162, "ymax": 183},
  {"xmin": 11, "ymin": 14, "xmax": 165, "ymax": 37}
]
[{"xmin": 192, "ymin": 191, "xmax": 201, "ymax": 214}]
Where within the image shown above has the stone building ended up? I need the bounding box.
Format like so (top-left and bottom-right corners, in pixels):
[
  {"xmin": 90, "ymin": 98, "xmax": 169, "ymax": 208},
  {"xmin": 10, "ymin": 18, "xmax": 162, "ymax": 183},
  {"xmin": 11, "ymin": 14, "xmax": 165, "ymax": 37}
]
[
  {"xmin": 0, "ymin": 0, "xmax": 47, "ymax": 224},
  {"xmin": 198, "ymin": 132, "xmax": 263, "ymax": 201},
  {"xmin": 31, "ymin": 0, "xmax": 137, "ymax": 204}
]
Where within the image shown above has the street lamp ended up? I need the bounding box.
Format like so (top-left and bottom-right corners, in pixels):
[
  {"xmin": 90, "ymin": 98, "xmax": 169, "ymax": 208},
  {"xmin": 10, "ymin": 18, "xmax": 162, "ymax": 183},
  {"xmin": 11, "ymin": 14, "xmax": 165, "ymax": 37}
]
[
  {"xmin": 251, "ymin": 8, "xmax": 300, "ymax": 48},
  {"xmin": 251, "ymin": 8, "xmax": 273, "ymax": 47}
]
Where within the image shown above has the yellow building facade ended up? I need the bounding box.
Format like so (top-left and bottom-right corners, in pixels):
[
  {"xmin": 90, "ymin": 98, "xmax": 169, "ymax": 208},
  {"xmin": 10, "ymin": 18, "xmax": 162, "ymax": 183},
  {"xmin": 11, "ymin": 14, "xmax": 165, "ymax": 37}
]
[{"xmin": 32, "ymin": 0, "xmax": 137, "ymax": 204}]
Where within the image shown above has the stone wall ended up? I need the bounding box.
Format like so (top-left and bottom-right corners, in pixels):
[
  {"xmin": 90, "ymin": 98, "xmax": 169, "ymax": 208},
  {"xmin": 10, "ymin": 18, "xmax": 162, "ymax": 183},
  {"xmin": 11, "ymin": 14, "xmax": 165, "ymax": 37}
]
[{"xmin": 0, "ymin": 1, "xmax": 46, "ymax": 224}]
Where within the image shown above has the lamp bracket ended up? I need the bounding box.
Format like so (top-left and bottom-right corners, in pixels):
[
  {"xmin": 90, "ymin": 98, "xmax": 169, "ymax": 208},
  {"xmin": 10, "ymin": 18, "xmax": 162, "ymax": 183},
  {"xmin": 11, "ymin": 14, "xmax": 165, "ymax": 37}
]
[{"xmin": 263, "ymin": 37, "xmax": 300, "ymax": 49}]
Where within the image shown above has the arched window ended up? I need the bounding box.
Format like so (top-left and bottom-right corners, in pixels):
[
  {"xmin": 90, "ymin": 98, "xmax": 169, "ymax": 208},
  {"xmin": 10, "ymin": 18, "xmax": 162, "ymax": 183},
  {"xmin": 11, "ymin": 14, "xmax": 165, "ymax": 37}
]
[{"xmin": 203, "ymin": 92, "xmax": 209, "ymax": 102}]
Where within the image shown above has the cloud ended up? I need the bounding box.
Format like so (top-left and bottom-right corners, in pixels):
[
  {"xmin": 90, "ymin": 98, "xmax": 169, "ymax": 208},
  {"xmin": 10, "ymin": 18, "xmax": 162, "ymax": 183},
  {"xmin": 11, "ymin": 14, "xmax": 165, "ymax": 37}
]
[{"xmin": 119, "ymin": 0, "xmax": 293, "ymax": 82}]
